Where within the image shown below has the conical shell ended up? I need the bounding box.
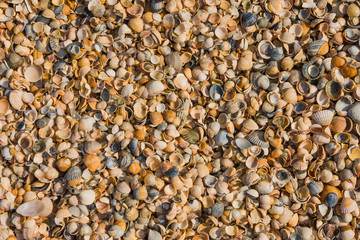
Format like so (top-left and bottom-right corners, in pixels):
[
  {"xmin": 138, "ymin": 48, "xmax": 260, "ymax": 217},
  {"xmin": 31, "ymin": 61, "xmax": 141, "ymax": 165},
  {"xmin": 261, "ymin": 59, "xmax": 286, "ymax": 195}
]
[{"xmin": 312, "ymin": 110, "xmax": 334, "ymax": 126}]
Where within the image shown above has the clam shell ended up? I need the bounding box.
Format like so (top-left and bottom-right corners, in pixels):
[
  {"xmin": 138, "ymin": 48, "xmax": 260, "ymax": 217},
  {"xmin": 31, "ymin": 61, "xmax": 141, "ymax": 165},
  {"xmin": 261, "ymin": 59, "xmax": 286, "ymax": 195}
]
[
  {"xmin": 83, "ymin": 155, "xmax": 101, "ymax": 172},
  {"xmin": 65, "ymin": 166, "xmax": 82, "ymax": 186},
  {"xmin": 146, "ymin": 80, "xmax": 165, "ymax": 96},
  {"xmin": 17, "ymin": 200, "xmax": 45, "ymax": 216},
  {"xmin": 235, "ymin": 138, "xmax": 252, "ymax": 150},
  {"xmin": 7, "ymin": 53, "xmax": 24, "ymax": 69},
  {"xmin": 302, "ymin": 61, "xmax": 325, "ymax": 80},
  {"xmin": 246, "ymin": 131, "xmax": 270, "ymax": 148},
  {"xmin": 24, "ymin": 65, "xmax": 43, "ymax": 82},
  {"xmin": 165, "ymin": 52, "xmax": 182, "ymax": 71},
  {"xmin": 348, "ymin": 102, "xmax": 360, "ymax": 124},
  {"xmin": 209, "ymin": 84, "xmax": 225, "ymax": 101},
  {"xmin": 79, "ymin": 190, "xmax": 96, "ymax": 205},
  {"xmin": 312, "ymin": 110, "xmax": 334, "ymax": 126},
  {"xmin": 180, "ymin": 128, "xmax": 199, "ymax": 144},
  {"xmin": 0, "ymin": 99, "xmax": 10, "ymax": 115},
  {"xmin": 306, "ymin": 40, "xmax": 329, "ymax": 56}
]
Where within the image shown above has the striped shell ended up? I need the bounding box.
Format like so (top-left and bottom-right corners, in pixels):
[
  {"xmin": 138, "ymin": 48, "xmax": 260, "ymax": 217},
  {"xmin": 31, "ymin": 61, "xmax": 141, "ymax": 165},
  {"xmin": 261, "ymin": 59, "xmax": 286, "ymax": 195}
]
[
  {"xmin": 180, "ymin": 128, "xmax": 199, "ymax": 144},
  {"xmin": 65, "ymin": 166, "xmax": 82, "ymax": 186},
  {"xmin": 246, "ymin": 131, "xmax": 270, "ymax": 148},
  {"xmin": 306, "ymin": 40, "xmax": 329, "ymax": 56},
  {"xmin": 49, "ymin": 37, "xmax": 60, "ymax": 52},
  {"xmin": 312, "ymin": 110, "xmax": 334, "ymax": 126}
]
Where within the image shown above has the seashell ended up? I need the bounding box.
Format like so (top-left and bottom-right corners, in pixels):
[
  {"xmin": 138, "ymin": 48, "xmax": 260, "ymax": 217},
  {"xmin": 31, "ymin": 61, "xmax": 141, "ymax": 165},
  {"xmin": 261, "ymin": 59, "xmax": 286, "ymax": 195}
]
[
  {"xmin": 306, "ymin": 40, "xmax": 329, "ymax": 56},
  {"xmin": 312, "ymin": 110, "xmax": 334, "ymax": 126},
  {"xmin": 325, "ymin": 80, "xmax": 342, "ymax": 101},
  {"xmin": 146, "ymin": 80, "xmax": 165, "ymax": 96},
  {"xmin": 32, "ymin": 140, "xmax": 47, "ymax": 153},
  {"xmin": 65, "ymin": 166, "xmax": 82, "ymax": 186},
  {"xmin": 246, "ymin": 131, "xmax": 270, "ymax": 148},
  {"xmin": 149, "ymin": 0, "xmax": 164, "ymax": 13},
  {"xmin": 257, "ymin": 40, "xmax": 274, "ymax": 59},
  {"xmin": 321, "ymin": 185, "xmax": 342, "ymax": 207},
  {"xmin": 302, "ymin": 61, "xmax": 325, "ymax": 80},
  {"xmin": 9, "ymin": 90, "xmax": 24, "ymax": 111},
  {"xmin": 92, "ymin": 4, "xmax": 105, "ymax": 17},
  {"xmin": 24, "ymin": 65, "xmax": 43, "ymax": 82},
  {"xmin": 163, "ymin": 14, "xmax": 175, "ymax": 29},
  {"xmin": 125, "ymin": 207, "xmax": 139, "ymax": 221},
  {"xmin": 214, "ymin": 130, "xmax": 228, "ymax": 146},
  {"xmin": 79, "ymin": 190, "xmax": 96, "ymax": 205},
  {"xmin": 49, "ymin": 37, "xmax": 60, "ymax": 52},
  {"xmin": 235, "ymin": 138, "xmax": 252, "ymax": 150},
  {"xmin": 84, "ymin": 140, "xmax": 101, "ymax": 154},
  {"xmin": 307, "ymin": 181, "xmax": 322, "ymax": 195},
  {"xmin": 273, "ymin": 168, "xmax": 291, "ymax": 187},
  {"xmin": 165, "ymin": 52, "xmax": 182, "ymax": 71},
  {"xmin": 129, "ymin": 17, "xmax": 144, "ymax": 32},
  {"xmin": 174, "ymin": 73, "xmax": 188, "ymax": 90},
  {"xmin": 282, "ymin": 87, "xmax": 297, "ymax": 104},
  {"xmin": 340, "ymin": 64, "xmax": 357, "ymax": 78},
  {"xmin": 340, "ymin": 198, "xmax": 358, "ymax": 214},
  {"xmin": 0, "ymin": 99, "xmax": 10, "ymax": 115},
  {"xmin": 56, "ymin": 208, "xmax": 72, "ymax": 218},
  {"xmin": 242, "ymin": 12, "xmax": 257, "ymax": 27},
  {"xmin": 211, "ymin": 203, "xmax": 224, "ymax": 217},
  {"xmin": 270, "ymin": 47, "xmax": 284, "ymax": 61},
  {"xmin": 17, "ymin": 200, "xmax": 45, "ymax": 216},
  {"xmin": 209, "ymin": 85, "xmax": 225, "ymax": 101},
  {"xmin": 348, "ymin": 102, "xmax": 360, "ymax": 123},
  {"xmin": 179, "ymin": 128, "xmax": 199, "ymax": 144},
  {"xmin": 7, "ymin": 53, "xmax": 24, "ymax": 69},
  {"xmin": 116, "ymin": 181, "xmax": 131, "ymax": 194},
  {"xmin": 83, "ymin": 155, "xmax": 101, "ymax": 172},
  {"xmin": 253, "ymin": 75, "xmax": 270, "ymax": 90}
]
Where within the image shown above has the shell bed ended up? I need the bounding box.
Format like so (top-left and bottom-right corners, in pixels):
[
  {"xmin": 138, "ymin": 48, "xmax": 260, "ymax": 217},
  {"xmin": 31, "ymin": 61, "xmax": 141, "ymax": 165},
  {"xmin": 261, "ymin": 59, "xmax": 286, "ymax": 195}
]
[{"xmin": 1, "ymin": 0, "xmax": 360, "ymax": 240}]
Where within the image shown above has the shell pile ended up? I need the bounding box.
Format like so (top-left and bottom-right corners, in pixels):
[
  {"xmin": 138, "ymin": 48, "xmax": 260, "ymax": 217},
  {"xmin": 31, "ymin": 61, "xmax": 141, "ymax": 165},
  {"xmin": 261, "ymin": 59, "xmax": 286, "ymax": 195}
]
[{"xmin": 2, "ymin": 0, "xmax": 360, "ymax": 239}]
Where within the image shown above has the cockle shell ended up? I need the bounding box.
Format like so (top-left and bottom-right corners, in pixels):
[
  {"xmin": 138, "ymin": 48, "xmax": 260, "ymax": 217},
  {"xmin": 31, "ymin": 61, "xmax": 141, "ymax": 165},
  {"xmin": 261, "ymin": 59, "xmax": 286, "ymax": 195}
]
[
  {"xmin": 0, "ymin": 99, "xmax": 10, "ymax": 115},
  {"xmin": 79, "ymin": 190, "xmax": 96, "ymax": 205},
  {"xmin": 340, "ymin": 198, "xmax": 358, "ymax": 214},
  {"xmin": 348, "ymin": 102, "xmax": 360, "ymax": 123},
  {"xmin": 65, "ymin": 166, "xmax": 82, "ymax": 186},
  {"xmin": 24, "ymin": 65, "xmax": 43, "ymax": 83},
  {"xmin": 312, "ymin": 110, "xmax": 334, "ymax": 126}
]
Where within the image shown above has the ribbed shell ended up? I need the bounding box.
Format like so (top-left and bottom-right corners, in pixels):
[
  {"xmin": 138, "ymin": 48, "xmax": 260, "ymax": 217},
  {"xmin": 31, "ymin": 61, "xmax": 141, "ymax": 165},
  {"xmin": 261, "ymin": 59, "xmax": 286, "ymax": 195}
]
[
  {"xmin": 306, "ymin": 40, "xmax": 328, "ymax": 56},
  {"xmin": 165, "ymin": 52, "xmax": 182, "ymax": 71},
  {"xmin": 180, "ymin": 128, "xmax": 199, "ymax": 144},
  {"xmin": 65, "ymin": 166, "xmax": 82, "ymax": 186},
  {"xmin": 341, "ymin": 198, "xmax": 358, "ymax": 214},
  {"xmin": 312, "ymin": 110, "xmax": 334, "ymax": 126},
  {"xmin": 246, "ymin": 131, "xmax": 270, "ymax": 148}
]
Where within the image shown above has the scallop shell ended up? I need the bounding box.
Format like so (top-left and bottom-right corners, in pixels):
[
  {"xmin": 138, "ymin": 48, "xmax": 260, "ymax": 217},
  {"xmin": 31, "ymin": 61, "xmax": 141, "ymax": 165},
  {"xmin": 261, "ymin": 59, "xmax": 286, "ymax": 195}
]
[
  {"xmin": 65, "ymin": 166, "xmax": 82, "ymax": 186},
  {"xmin": 246, "ymin": 131, "xmax": 270, "ymax": 148},
  {"xmin": 17, "ymin": 200, "xmax": 45, "ymax": 216},
  {"xmin": 312, "ymin": 110, "xmax": 334, "ymax": 126}
]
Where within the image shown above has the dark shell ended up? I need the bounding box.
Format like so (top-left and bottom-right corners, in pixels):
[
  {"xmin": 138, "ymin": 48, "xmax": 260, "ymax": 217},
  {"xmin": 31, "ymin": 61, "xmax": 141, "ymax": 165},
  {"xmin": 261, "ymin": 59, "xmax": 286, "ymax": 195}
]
[
  {"xmin": 302, "ymin": 61, "xmax": 325, "ymax": 80},
  {"xmin": 242, "ymin": 12, "xmax": 257, "ymax": 27},
  {"xmin": 209, "ymin": 84, "xmax": 225, "ymax": 101},
  {"xmin": 165, "ymin": 167, "xmax": 179, "ymax": 178},
  {"xmin": 270, "ymin": 47, "xmax": 284, "ymax": 61},
  {"xmin": 149, "ymin": 0, "xmax": 164, "ymax": 13},
  {"xmin": 148, "ymin": 188, "xmax": 159, "ymax": 198},
  {"xmin": 227, "ymin": 38, "xmax": 236, "ymax": 52},
  {"xmin": 66, "ymin": 42, "xmax": 82, "ymax": 54},
  {"xmin": 307, "ymin": 181, "xmax": 321, "ymax": 195},
  {"xmin": 211, "ymin": 203, "xmax": 224, "ymax": 217},
  {"xmin": 100, "ymin": 88, "xmax": 110, "ymax": 102},
  {"xmin": 325, "ymin": 193, "xmax": 338, "ymax": 207},
  {"xmin": 65, "ymin": 166, "xmax": 82, "ymax": 182},
  {"xmin": 32, "ymin": 140, "xmax": 47, "ymax": 153},
  {"xmin": 53, "ymin": 60, "xmax": 66, "ymax": 72},
  {"xmin": 7, "ymin": 53, "xmax": 24, "ymax": 69},
  {"xmin": 49, "ymin": 37, "xmax": 60, "ymax": 52}
]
